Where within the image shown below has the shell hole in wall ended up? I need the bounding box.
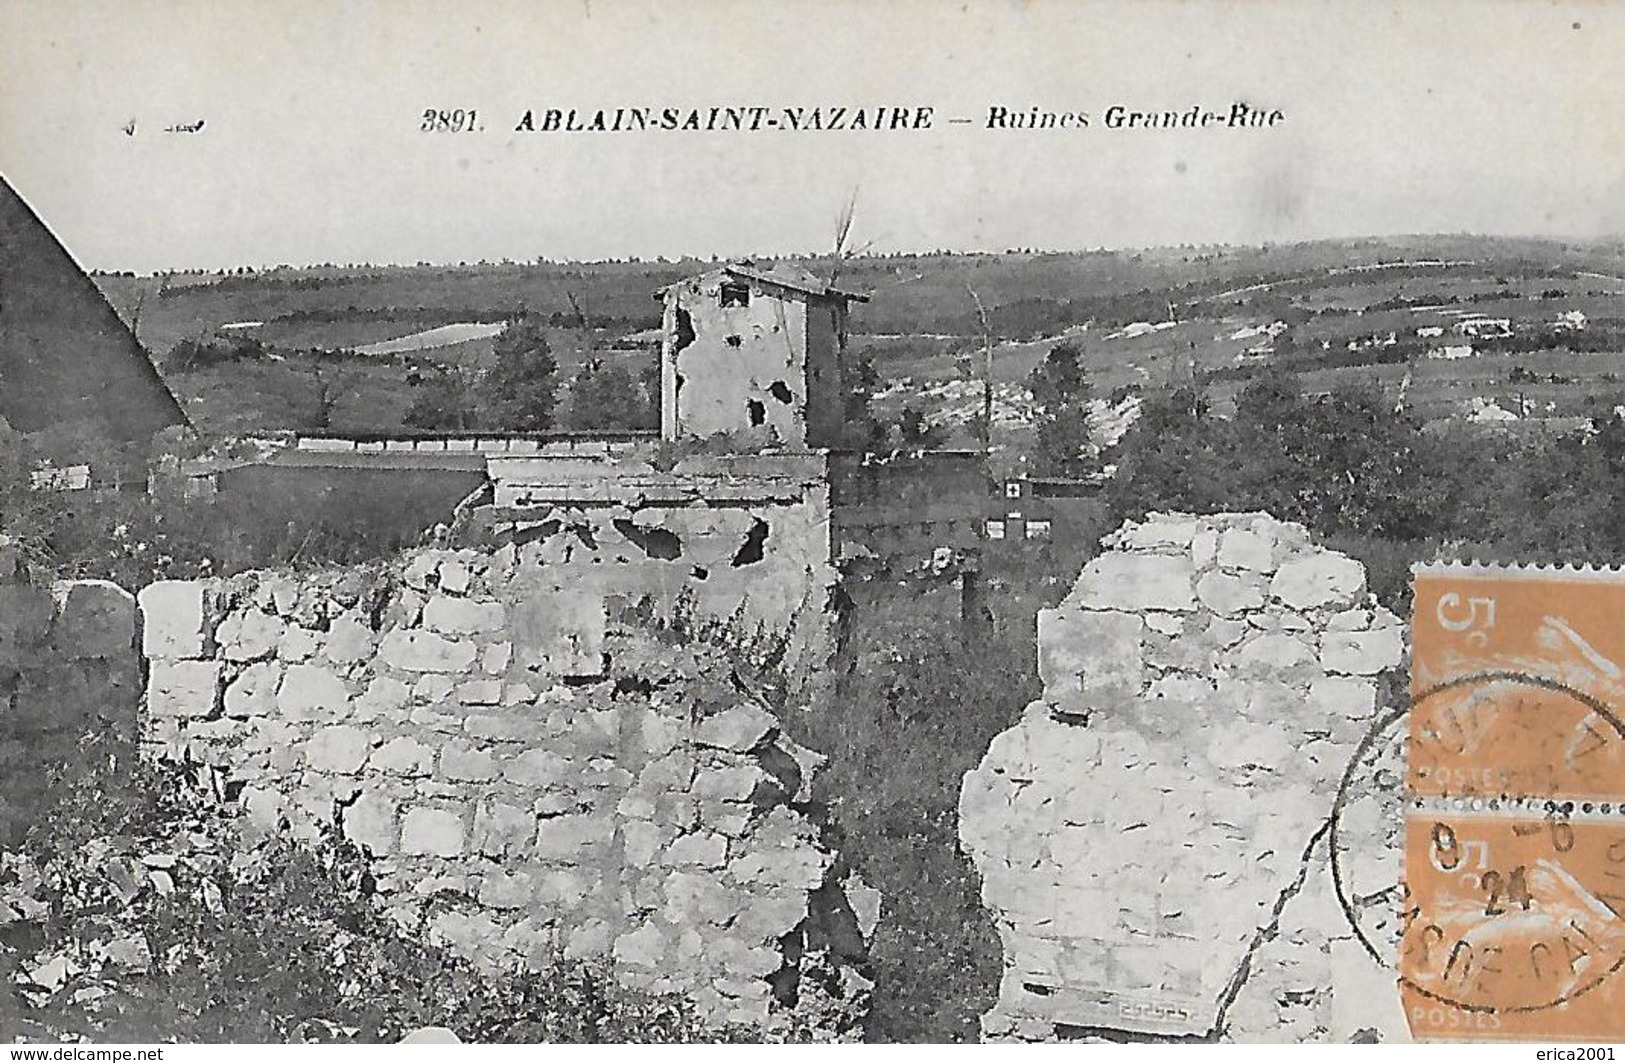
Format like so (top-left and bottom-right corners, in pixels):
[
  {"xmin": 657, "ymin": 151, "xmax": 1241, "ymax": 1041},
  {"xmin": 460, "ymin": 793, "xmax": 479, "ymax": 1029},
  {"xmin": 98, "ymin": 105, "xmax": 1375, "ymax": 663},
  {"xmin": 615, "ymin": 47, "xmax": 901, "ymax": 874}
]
[
  {"xmin": 768, "ymin": 381, "xmax": 793, "ymax": 404},
  {"xmin": 726, "ymin": 335, "xmax": 743, "ymax": 348},
  {"xmin": 746, "ymin": 400, "xmax": 766, "ymax": 427},
  {"xmin": 673, "ymin": 308, "xmax": 696, "ymax": 354},
  {"xmin": 611, "ymin": 518, "xmax": 683, "ymax": 560},
  {"xmin": 731, "ymin": 518, "xmax": 769, "ymax": 567}
]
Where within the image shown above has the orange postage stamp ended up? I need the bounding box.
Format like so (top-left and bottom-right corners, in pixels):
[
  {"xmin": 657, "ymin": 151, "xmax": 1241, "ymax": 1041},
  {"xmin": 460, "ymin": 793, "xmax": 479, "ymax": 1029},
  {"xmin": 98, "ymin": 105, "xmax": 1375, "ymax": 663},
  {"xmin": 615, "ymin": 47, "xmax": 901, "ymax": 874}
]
[{"xmin": 1404, "ymin": 565, "xmax": 1625, "ymax": 1042}]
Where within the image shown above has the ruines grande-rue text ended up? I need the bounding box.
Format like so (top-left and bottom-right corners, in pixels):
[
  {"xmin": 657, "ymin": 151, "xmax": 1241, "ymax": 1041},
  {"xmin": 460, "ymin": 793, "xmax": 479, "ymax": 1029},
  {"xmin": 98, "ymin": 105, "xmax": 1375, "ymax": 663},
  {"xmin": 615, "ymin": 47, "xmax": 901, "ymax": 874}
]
[{"xmin": 419, "ymin": 102, "xmax": 1286, "ymax": 133}]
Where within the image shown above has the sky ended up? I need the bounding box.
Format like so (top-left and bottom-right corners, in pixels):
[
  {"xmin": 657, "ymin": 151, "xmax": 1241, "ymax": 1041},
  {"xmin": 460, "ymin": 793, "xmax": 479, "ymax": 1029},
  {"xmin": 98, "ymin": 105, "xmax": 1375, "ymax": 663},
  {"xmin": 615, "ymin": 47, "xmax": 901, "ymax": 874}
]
[{"xmin": 2, "ymin": 0, "xmax": 1623, "ymax": 272}]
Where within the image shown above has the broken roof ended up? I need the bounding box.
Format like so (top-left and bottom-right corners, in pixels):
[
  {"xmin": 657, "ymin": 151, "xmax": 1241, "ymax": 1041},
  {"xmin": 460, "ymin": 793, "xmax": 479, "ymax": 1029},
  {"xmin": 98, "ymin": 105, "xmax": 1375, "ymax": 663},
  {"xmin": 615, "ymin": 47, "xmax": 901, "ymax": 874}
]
[{"xmin": 655, "ymin": 262, "xmax": 869, "ymax": 303}]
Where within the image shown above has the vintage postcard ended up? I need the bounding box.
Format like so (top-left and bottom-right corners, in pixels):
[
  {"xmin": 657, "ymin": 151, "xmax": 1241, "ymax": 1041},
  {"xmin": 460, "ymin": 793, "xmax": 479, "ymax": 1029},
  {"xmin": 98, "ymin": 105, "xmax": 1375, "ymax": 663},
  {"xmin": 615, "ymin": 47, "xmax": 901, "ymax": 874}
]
[{"xmin": 2, "ymin": 0, "xmax": 1624, "ymax": 1047}]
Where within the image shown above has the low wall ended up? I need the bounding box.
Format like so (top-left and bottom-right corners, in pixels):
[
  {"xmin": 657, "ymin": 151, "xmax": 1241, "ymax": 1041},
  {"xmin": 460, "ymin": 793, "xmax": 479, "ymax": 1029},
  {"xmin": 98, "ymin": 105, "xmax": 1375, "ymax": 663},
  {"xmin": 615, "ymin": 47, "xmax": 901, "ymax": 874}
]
[
  {"xmin": 959, "ymin": 512, "xmax": 1408, "ymax": 1042},
  {"xmin": 0, "ymin": 551, "xmax": 139, "ymax": 845},
  {"xmin": 137, "ymin": 546, "xmax": 872, "ymax": 1036}
]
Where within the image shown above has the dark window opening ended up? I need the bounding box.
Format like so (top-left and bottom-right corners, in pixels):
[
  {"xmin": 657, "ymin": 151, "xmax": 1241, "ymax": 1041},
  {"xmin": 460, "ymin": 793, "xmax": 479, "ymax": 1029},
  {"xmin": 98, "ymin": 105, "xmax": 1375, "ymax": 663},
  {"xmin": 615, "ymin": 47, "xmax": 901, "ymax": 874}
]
[
  {"xmin": 720, "ymin": 281, "xmax": 751, "ymax": 308},
  {"xmin": 746, "ymin": 399, "xmax": 766, "ymax": 427},
  {"xmin": 612, "ymin": 518, "xmax": 683, "ymax": 560},
  {"xmin": 731, "ymin": 518, "xmax": 769, "ymax": 567},
  {"xmin": 768, "ymin": 380, "xmax": 794, "ymax": 404}
]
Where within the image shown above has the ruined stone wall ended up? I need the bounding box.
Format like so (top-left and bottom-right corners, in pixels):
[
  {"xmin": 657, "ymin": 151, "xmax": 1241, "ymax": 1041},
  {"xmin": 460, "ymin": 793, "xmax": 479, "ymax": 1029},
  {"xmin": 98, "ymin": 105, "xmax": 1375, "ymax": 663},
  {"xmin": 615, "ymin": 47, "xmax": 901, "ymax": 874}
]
[
  {"xmin": 959, "ymin": 512, "xmax": 1408, "ymax": 1042},
  {"xmin": 137, "ymin": 547, "xmax": 872, "ymax": 1036},
  {"xmin": 0, "ymin": 554, "xmax": 140, "ymax": 844},
  {"xmin": 483, "ymin": 449, "xmax": 837, "ymax": 696}
]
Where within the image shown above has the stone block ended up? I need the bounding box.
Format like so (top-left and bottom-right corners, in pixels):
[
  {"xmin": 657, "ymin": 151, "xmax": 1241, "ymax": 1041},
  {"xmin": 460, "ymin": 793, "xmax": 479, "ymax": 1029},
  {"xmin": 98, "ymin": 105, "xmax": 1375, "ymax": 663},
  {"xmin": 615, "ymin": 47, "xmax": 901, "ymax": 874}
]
[
  {"xmin": 324, "ymin": 614, "xmax": 376, "ymax": 664},
  {"xmin": 1217, "ymin": 527, "xmax": 1276, "ymax": 572},
  {"xmin": 665, "ymin": 831, "xmax": 729, "ymax": 869},
  {"xmin": 457, "ymin": 680, "xmax": 502, "ymax": 705},
  {"xmin": 224, "ymin": 661, "xmax": 281, "ymax": 718},
  {"xmin": 509, "ymin": 748, "xmax": 575, "ymax": 787},
  {"xmin": 147, "ymin": 660, "xmax": 221, "ymax": 718},
  {"xmin": 304, "ymin": 725, "xmax": 372, "ymax": 773},
  {"xmin": 693, "ymin": 764, "xmax": 770, "ymax": 803},
  {"xmin": 473, "ymin": 801, "xmax": 535, "ymax": 857},
  {"xmin": 138, "ymin": 581, "xmax": 207, "ymax": 658},
  {"xmin": 510, "ymin": 586, "xmax": 606, "ymax": 678},
  {"xmin": 370, "ymin": 735, "xmax": 434, "ymax": 775},
  {"xmin": 482, "ymin": 642, "xmax": 513, "ymax": 675},
  {"xmin": 1110, "ymin": 516, "xmax": 1198, "ymax": 553},
  {"xmin": 353, "ymin": 676, "xmax": 411, "ymax": 720},
  {"xmin": 378, "ymin": 629, "xmax": 478, "ymax": 673},
  {"xmin": 1191, "ymin": 527, "xmax": 1219, "ymax": 570},
  {"xmin": 277, "ymin": 625, "xmax": 320, "ymax": 662},
  {"xmin": 437, "ymin": 559, "xmax": 472, "ymax": 595},
  {"xmin": 216, "ymin": 609, "xmax": 283, "ymax": 662},
  {"xmin": 1320, "ymin": 628, "xmax": 1404, "ymax": 676},
  {"xmin": 1070, "ymin": 554, "xmax": 1197, "ymax": 612},
  {"xmin": 277, "ymin": 664, "xmax": 350, "ymax": 722},
  {"xmin": 343, "ymin": 790, "xmax": 398, "ymax": 853},
  {"xmin": 403, "ymin": 553, "xmax": 439, "ymax": 591},
  {"xmin": 613, "ymin": 924, "xmax": 666, "ymax": 968},
  {"xmin": 1038, "ymin": 608, "xmax": 1144, "ymax": 709},
  {"xmin": 1271, "ymin": 554, "xmax": 1366, "ymax": 612},
  {"xmin": 465, "ymin": 713, "xmax": 543, "ymax": 742},
  {"xmin": 478, "ymin": 871, "xmax": 535, "ymax": 909},
  {"xmin": 439, "ymin": 743, "xmax": 498, "ymax": 781},
  {"xmin": 423, "ymin": 596, "xmax": 505, "ymax": 635},
  {"xmin": 1228, "ymin": 632, "xmax": 1315, "ymax": 676},
  {"xmin": 695, "ymin": 704, "xmax": 778, "ymax": 753},
  {"xmin": 727, "ymin": 841, "xmax": 829, "ymax": 889},
  {"xmin": 1195, "ymin": 571, "xmax": 1267, "ymax": 617},
  {"xmin": 534, "ymin": 813, "xmax": 611, "ymax": 861},
  {"xmin": 1307, "ymin": 676, "xmax": 1378, "ymax": 722},
  {"xmin": 401, "ymin": 806, "xmax": 465, "ymax": 856}
]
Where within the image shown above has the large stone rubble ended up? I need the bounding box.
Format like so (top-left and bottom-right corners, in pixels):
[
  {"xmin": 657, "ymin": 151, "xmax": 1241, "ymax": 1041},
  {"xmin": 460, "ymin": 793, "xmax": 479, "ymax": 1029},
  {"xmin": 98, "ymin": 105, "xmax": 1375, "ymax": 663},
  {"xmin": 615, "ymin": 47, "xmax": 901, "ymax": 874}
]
[
  {"xmin": 137, "ymin": 548, "xmax": 873, "ymax": 1037},
  {"xmin": 959, "ymin": 512, "xmax": 1408, "ymax": 1042}
]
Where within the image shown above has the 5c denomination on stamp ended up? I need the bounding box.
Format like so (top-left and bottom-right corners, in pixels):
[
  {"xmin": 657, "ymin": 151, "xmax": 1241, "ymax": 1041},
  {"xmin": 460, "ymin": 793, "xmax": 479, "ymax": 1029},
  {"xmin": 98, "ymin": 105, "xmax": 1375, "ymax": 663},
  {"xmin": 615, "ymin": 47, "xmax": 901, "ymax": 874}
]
[{"xmin": 1403, "ymin": 565, "xmax": 1625, "ymax": 1042}]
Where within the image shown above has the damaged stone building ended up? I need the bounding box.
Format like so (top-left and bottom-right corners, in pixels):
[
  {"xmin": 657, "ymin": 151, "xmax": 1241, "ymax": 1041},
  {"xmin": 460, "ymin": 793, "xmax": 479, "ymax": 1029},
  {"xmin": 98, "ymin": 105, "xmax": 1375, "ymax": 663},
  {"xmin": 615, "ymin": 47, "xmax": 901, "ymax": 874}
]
[{"xmin": 658, "ymin": 262, "xmax": 862, "ymax": 449}]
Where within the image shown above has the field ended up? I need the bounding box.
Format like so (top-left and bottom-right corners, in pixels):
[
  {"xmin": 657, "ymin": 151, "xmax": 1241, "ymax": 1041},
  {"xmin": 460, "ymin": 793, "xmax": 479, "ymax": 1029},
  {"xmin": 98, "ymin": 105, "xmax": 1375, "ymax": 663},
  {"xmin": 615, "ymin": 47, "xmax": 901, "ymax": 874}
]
[{"xmin": 92, "ymin": 235, "xmax": 1625, "ymax": 440}]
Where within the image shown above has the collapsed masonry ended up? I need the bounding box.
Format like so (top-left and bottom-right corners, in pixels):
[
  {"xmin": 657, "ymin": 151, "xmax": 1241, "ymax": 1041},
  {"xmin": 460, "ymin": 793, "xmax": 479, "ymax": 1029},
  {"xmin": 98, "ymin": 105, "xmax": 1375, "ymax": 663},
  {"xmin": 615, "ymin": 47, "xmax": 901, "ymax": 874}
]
[
  {"xmin": 138, "ymin": 544, "xmax": 874, "ymax": 1037},
  {"xmin": 959, "ymin": 512, "xmax": 1409, "ymax": 1042}
]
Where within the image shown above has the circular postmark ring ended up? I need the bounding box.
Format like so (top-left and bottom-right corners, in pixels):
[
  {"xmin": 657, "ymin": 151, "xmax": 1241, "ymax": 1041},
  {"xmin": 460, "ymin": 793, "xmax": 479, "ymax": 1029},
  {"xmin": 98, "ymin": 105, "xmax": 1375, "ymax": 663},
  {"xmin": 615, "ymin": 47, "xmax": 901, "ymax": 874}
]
[{"xmin": 1331, "ymin": 670, "xmax": 1625, "ymax": 1015}]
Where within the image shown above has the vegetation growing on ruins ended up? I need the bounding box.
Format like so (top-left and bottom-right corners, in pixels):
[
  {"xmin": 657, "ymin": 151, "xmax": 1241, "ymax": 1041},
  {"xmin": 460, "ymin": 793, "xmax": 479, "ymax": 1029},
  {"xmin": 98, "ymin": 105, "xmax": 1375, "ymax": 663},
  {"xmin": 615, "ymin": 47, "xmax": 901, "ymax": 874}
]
[
  {"xmin": 784, "ymin": 587, "xmax": 1041, "ymax": 1042},
  {"xmin": 0, "ymin": 731, "xmax": 737, "ymax": 1042}
]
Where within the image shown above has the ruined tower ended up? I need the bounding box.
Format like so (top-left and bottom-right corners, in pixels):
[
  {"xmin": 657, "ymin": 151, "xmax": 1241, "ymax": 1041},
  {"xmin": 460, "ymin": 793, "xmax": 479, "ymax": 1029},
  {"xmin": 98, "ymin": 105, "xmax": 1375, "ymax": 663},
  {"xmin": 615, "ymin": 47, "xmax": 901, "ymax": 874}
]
[{"xmin": 656, "ymin": 263, "xmax": 866, "ymax": 449}]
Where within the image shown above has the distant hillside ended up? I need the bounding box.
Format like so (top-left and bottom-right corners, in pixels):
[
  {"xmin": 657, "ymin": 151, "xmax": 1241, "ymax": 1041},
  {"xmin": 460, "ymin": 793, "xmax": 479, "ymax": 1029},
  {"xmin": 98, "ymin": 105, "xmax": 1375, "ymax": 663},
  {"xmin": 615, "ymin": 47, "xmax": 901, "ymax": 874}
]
[{"xmin": 88, "ymin": 236, "xmax": 1625, "ymax": 438}]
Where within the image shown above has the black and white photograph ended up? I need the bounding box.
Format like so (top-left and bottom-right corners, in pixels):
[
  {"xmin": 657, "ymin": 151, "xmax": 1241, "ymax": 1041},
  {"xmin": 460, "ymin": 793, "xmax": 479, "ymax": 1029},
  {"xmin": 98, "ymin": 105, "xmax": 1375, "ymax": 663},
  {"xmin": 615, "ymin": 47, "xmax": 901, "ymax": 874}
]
[{"xmin": 2, "ymin": 0, "xmax": 1624, "ymax": 1047}]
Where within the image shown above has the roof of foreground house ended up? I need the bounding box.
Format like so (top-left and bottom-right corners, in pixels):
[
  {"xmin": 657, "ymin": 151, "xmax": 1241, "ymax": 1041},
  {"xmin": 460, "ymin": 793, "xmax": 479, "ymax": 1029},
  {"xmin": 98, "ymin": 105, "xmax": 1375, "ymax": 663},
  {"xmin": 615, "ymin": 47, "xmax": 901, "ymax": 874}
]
[{"xmin": 0, "ymin": 173, "xmax": 187, "ymax": 446}]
